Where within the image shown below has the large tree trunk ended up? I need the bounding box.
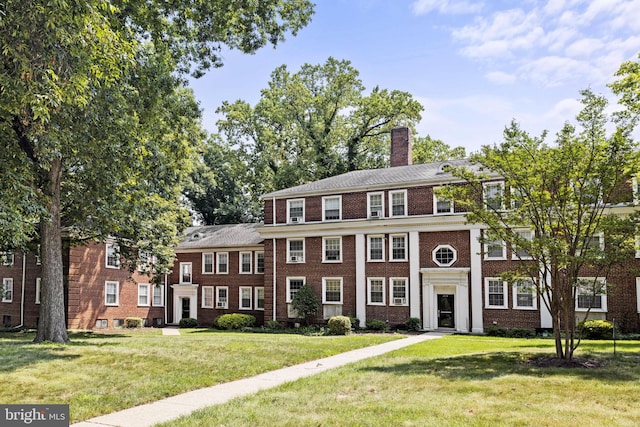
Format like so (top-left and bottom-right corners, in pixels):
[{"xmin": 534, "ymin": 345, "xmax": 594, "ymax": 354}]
[{"xmin": 34, "ymin": 157, "xmax": 69, "ymax": 343}]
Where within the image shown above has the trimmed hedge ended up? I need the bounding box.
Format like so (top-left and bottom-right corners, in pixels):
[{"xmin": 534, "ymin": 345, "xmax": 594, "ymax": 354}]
[
  {"xmin": 214, "ymin": 313, "xmax": 256, "ymax": 330},
  {"xmin": 486, "ymin": 326, "xmax": 535, "ymax": 338},
  {"xmin": 366, "ymin": 319, "xmax": 389, "ymax": 332},
  {"xmin": 125, "ymin": 317, "xmax": 144, "ymax": 328},
  {"xmin": 327, "ymin": 316, "xmax": 351, "ymax": 335},
  {"xmin": 405, "ymin": 317, "xmax": 422, "ymax": 331},
  {"xmin": 178, "ymin": 317, "xmax": 198, "ymax": 328},
  {"xmin": 580, "ymin": 319, "xmax": 615, "ymax": 339}
]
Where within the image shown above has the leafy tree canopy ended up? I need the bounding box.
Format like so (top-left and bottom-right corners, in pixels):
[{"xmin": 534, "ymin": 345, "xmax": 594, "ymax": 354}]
[{"xmin": 412, "ymin": 135, "xmax": 466, "ymax": 163}]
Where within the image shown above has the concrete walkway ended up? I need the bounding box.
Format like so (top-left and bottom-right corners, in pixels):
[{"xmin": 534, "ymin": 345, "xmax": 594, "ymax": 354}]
[
  {"xmin": 73, "ymin": 332, "xmax": 446, "ymax": 427},
  {"xmin": 161, "ymin": 327, "xmax": 180, "ymax": 336}
]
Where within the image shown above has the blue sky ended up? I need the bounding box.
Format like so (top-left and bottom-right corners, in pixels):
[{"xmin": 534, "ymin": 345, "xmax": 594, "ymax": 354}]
[{"xmin": 188, "ymin": 0, "xmax": 640, "ymax": 154}]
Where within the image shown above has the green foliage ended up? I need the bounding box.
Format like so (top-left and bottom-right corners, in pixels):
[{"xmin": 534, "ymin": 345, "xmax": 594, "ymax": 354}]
[
  {"xmin": 412, "ymin": 135, "xmax": 466, "ymax": 164},
  {"xmin": 214, "ymin": 314, "xmax": 256, "ymax": 330},
  {"xmin": 291, "ymin": 284, "xmax": 321, "ymax": 326},
  {"xmin": 579, "ymin": 320, "xmax": 615, "ymax": 340},
  {"xmin": 267, "ymin": 320, "xmax": 284, "ymax": 330},
  {"xmin": 349, "ymin": 317, "xmax": 361, "ymax": 330},
  {"xmin": 486, "ymin": 326, "xmax": 535, "ymax": 338},
  {"xmin": 178, "ymin": 318, "xmax": 198, "ymax": 328},
  {"xmin": 365, "ymin": 319, "xmax": 389, "ymax": 332},
  {"xmin": 125, "ymin": 317, "xmax": 144, "ymax": 328},
  {"xmin": 327, "ymin": 316, "xmax": 352, "ymax": 335},
  {"xmin": 404, "ymin": 317, "xmax": 422, "ymax": 331},
  {"xmin": 486, "ymin": 326, "xmax": 508, "ymax": 337}
]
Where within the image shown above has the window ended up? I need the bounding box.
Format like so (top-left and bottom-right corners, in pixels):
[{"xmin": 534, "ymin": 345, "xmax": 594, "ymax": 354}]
[
  {"xmin": 633, "ymin": 178, "xmax": 639, "ymax": 205},
  {"xmin": 576, "ymin": 278, "xmax": 606, "ymax": 312},
  {"xmin": 152, "ymin": 284, "xmax": 164, "ymax": 307},
  {"xmin": 510, "ymin": 186, "xmax": 524, "ymax": 210},
  {"xmin": 390, "ymin": 278, "xmax": 408, "ymax": 306},
  {"xmin": 105, "ymin": 281, "xmax": 119, "ymax": 306},
  {"xmin": 35, "ymin": 278, "xmax": 41, "ymax": 304},
  {"xmin": 255, "ymin": 287, "xmax": 265, "ymax": 311},
  {"xmin": 433, "ymin": 245, "xmax": 457, "ymax": 267},
  {"xmin": 137, "ymin": 251, "xmax": 155, "ymax": 273},
  {"xmin": 240, "ymin": 252, "xmax": 252, "ymax": 274},
  {"xmin": 256, "ymin": 252, "xmax": 265, "ymax": 274},
  {"xmin": 35, "ymin": 245, "xmax": 41, "ymax": 265},
  {"xmin": 484, "ymin": 240, "xmax": 505, "ymax": 260},
  {"xmin": 287, "ymin": 199, "xmax": 305, "ymax": 223},
  {"xmin": 390, "ymin": 234, "xmax": 407, "ymax": 261},
  {"xmin": 287, "ymin": 239, "xmax": 305, "ymax": 263},
  {"xmin": 367, "ymin": 278, "xmax": 385, "ymax": 305},
  {"xmin": 105, "ymin": 243, "xmax": 119, "ymax": 268},
  {"xmin": 368, "ymin": 235, "xmax": 385, "ymax": 261},
  {"xmin": 2, "ymin": 278, "xmax": 13, "ymax": 302},
  {"xmin": 217, "ymin": 252, "xmax": 228, "ymax": 274},
  {"xmin": 389, "ymin": 190, "xmax": 407, "ymax": 216},
  {"xmin": 323, "ymin": 278, "xmax": 343, "ymax": 304},
  {"xmin": 179, "ymin": 262, "xmax": 192, "ymax": 284},
  {"xmin": 286, "ymin": 277, "xmax": 305, "ymax": 302},
  {"xmin": 239, "ymin": 287, "xmax": 252, "ymax": 310},
  {"xmin": 138, "ymin": 283, "xmax": 150, "ymax": 306},
  {"xmin": 323, "ymin": 237, "xmax": 342, "ymax": 262},
  {"xmin": 1, "ymin": 252, "xmax": 14, "ymax": 266},
  {"xmin": 513, "ymin": 278, "xmax": 536, "ymax": 309},
  {"xmin": 202, "ymin": 286, "xmax": 214, "ymax": 308},
  {"xmin": 485, "ymin": 278, "xmax": 507, "ymax": 308},
  {"xmin": 434, "ymin": 187, "xmax": 453, "ymax": 214},
  {"xmin": 202, "ymin": 253, "xmax": 214, "ymax": 274},
  {"xmin": 483, "ymin": 182, "xmax": 504, "ymax": 211},
  {"xmin": 368, "ymin": 192, "xmax": 384, "ymax": 218},
  {"xmin": 216, "ymin": 286, "xmax": 229, "ymax": 309},
  {"xmin": 513, "ymin": 229, "xmax": 533, "ymax": 260},
  {"xmin": 583, "ymin": 233, "xmax": 604, "ymax": 254},
  {"xmin": 323, "ymin": 196, "xmax": 341, "ymax": 221}
]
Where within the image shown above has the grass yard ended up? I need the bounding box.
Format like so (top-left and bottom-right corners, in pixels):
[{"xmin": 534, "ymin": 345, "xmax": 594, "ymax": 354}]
[
  {"xmin": 159, "ymin": 335, "xmax": 640, "ymax": 427},
  {"xmin": 0, "ymin": 328, "xmax": 400, "ymax": 423}
]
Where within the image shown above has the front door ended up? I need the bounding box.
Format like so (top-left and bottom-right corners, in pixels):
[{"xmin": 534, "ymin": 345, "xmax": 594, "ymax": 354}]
[
  {"xmin": 437, "ymin": 294, "xmax": 455, "ymax": 328},
  {"xmin": 181, "ymin": 298, "xmax": 190, "ymax": 319}
]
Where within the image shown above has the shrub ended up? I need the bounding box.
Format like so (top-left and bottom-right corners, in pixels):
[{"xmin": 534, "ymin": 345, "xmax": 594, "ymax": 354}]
[
  {"xmin": 327, "ymin": 316, "xmax": 352, "ymax": 335},
  {"xmin": 579, "ymin": 319, "xmax": 615, "ymax": 339},
  {"xmin": 366, "ymin": 319, "xmax": 389, "ymax": 332},
  {"xmin": 486, "ymin": 326, "xmax": 507, "ymax": 337},
  {"xmin": 267, "ymin": 319, "xmax": 283, "ymax": 329},
  {"xmin": 291, "ymin": 284, "xmax": 321, "ymax": 325},
  {"xmin": 178, "ymin": 317, "xmax": 198, "ymax": 328},
  {"xmin": 125, "ymin": 317, "xmax": 144, "ymax": 328},
  {"xmin": 349, "ymin": 317, "xmax": 360, "ymax": 330},
  {"xmin": 507, "ymin": 328, "xmax": 535, "ymax": 338},
  {"xmin": 214, "ymin": 313, "xmax": 256, "ymax": 330},
  {"xmin": 405, "ymin": 317, "xmax": 422, "ymax": 331}
]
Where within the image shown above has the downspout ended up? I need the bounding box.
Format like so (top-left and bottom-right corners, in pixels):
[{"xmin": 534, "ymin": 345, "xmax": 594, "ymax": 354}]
[
  {"xmin": 18, "ymin": 251, "xmax": 26, "ymax": 328},
  {"xmin": 271, "ymin": 197, "xmax": 277, "ymax": 322},
  {"xmin": 164, "ymin": 274, "xmax": 168, "ymax": 326}
]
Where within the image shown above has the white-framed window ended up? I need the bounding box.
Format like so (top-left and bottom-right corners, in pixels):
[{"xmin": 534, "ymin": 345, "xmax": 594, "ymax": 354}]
[
  {"xmin": 367, "ymin": 278, "xmax": 385, "ymax": 305},
  {"xmin": 513, "ymin": 278, "xmax": 536, "ymax": 309},
  {"xmin": 35, "ymin": 278, "xmax": 41, "ymax": 304},
  {"xmin": 286, "ymin": 277, "xmax": 305, "ymax": 303},
  {"xmin": 152, "ymin": 284, "xmax": 164, "ymax": 307},
  {"xmin": 137, "ymin": 251, "xmax": 156, "ymax": 273},
  {"xmin": 389, "ymin": 190, "xmax": 407, "ymax": 217},
  {"xmin": 390, "ymin": 278, "xmax": 408, "ymax": 306},
  {"xmin": 576, "ymin": 278, "xmax": 607, "ymax": 312},
  {"xmin": 485, "ymin": 278, "xmax": 507, "ymax": 309},
  {"xmin": 255, "ymin": 287, "xmax": 265, "ymax": 311},
  {"xmin": 202, "ymin": 286, "xmax": 214, "ymax": 308},
  {"xmin": 323, "ymin": 277, "xmax": 343, "ymax": 304},
  {"xmin": 217, "ymin": 252, "xmax": 229, "ymax": 274},
  {"xmin": 240, "ymin": 252, "xmax": 252, "ymax": 274},
  {"xmin": 202, "ymin": 253, "xmax": 214, "ymax": 274},
  {"xmin": 483, "ymin": 181, "xmax": 504, "ymax": 211},
  {"xmin": 368, "ymin": 192, "xmax": 384, "ymax": 218},
  {"xmin": 367, "ymin": 235, "xmax": 385, "ymax": 262},
  {"xmin": 583, "ymin": 232, "xmax": 605, "ymax": 254},
  {"xmin": 323, "ymin": 237, "xmax": 342, "ymax": 262},
  {"xmin": 179, "ymin": 262, "xmax": 192, "ymax": 284},
  {"xmin": 1, "ymin": 251, "xmax": 14, "ymax": 266},
  {"xmin": 105, "ymin": 243, "xmax": 119, "ymax": 268},
  {"xmin": 484, "ymin": 240, "xmax": 505, "ymax": 260},
  {"xmin": 512, "ymin": 229, "xmax": 533, "ymax": 260},
  {"xmin": 636, "ymin": 235, "xmax": 640, "ymax": 259},
  {"xmin": 105, "ymin": 281, "xmax": 119, "ymax": 306},
  {"xmin": 287, "ymin": 199, "xmax": 305, "ymax": 223},
  {"xmin": 138, "ymin": 283, "xmax": 150, "ymax": 306},
  {"xmin": 255, "ymin": 252, "xmax": 265, "ymax": 274},
  {"xmin": 633, "ymin": 178, "xmax": 638, "ymax": 204},
  {"xmin": 323, "ymin": 196, "xmax": 342, "ymax": 221},
  {"xmin": 239, "ymin": 287, "xmax": 252, "ymax": 310},
  {"xmin": 510, "ymin": 186, "xmax": 524, "ymax": 210},
  {"xmin": 636, "ymin": 278, "xmax": 640, "ymax": 314},
  {"xmin": 287, "ymin": 239, "xmax": 305, "ymax": 263},
  {"xmin": 216, "ymin": 286, "xmax": 229, "ymax": 309},
  {"xmin": 433, "ymin": 187, "xmax": 453, "ymax": 214},
  {"xmin": 390, "ymin": 234, "xmax": 407, "ymax": 261},
  {"xmin": 2, "ymin": 278, "xmax": 13, "ymax": 302},
  {"xmin": 433, "ymin": 244, "xmax": 457, "ymax": 267}
]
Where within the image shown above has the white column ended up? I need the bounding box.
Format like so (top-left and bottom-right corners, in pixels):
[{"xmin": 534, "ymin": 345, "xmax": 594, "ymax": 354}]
[
  {"xmin": 272, "ymin": 238, "xmax": 277, "ymax": 321},
  {"xmin": 355, "ymin": 234, "xmax": 366, "ymax": 328},
  {"xmin": 409, "ymin": 231, "xmax": 420, "ymax": 319},
  {"xmin": 470, "ymin": 228, "xmax": 484, "ymax": 333},
  {"xmin": 540, "ymin": 270, "xmax": 553, "ymax": 328},
  {"xmin": 422, "ymin": 279, "xmax": 433, "ymax": 330},
  {"xmin": 457, "ymin": 282, "xmax": 470, "ymax": 333}
]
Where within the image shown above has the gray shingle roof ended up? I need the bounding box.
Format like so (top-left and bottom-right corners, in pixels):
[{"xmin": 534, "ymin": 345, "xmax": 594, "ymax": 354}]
[
  {"xmin": 176, "ymin": 223, "xmax": 263, "ymax": 250},
  {"xmin": 262, "ymin": 159, "xmax": 474, "ymax": 198}
]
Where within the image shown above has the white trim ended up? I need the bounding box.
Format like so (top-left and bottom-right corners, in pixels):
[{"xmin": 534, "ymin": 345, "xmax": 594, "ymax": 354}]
[
  {"xmin": 367, "ymin": 277, "xmax": 386, "ymax": 305},
  {"xmin": 484, "ymin": 240, "xmax": 506, "ymax": 260},
  {"xmin": 216, "ymin": 286, "xmax": 229, "ymax": 309},
  {"xmin": 355, "ymin": 234, "xmax": 366, "ymax": 328},
  {"xmin": 287, "ymin": 198, "xmax": 305, "ymax": 224},
  {"xmin": 105, "ymin": 243, "xmax": 119, "ymax": 269},
  {"xmin": 286, "ymin": 277, "xmax": 306, "ymax": 303},
  {"xmin": 1, "ymin": 252, "xmax": 14, "ymax": 266},
  {"xmin": 470, "ymin": 228, "xmax": 484, "ymax": 333},
  {"xmin": 367, "ymin": 235, "xmax": 385, "ymax": 262},
  {"xmin": 390, "ymin": 278, "xmax": 408, "ymax": 306},
  {"xmin": 636, "ymin": 278, "xmax": 640, "ymax": 313},
  {"xmin": 2, "ymin": 278, "xmax": 13, "ymax": 303},
  {"xmin": 322, "ymin": 236, "xmax": 342, "ymax": 263},
  {"xmin": 322, "ymin": 277, "xmax": 343, "ymax": 304},
  {"xmin": 255, "ymin": 251, "xmax": 265, "ymax": 274},
  {"xmin": 389, "ymin": 189, "xmax": 408, "ymax": 217},
  {"xmin": 105, "ymin": 280, "xmax": 119, "ymax": 306},
  {"xmin": 512, "ymin": 229, "xmax": 533, "ymax": 260},
  {"xmin": 216, "ymin": 252, "xmax": 229, "ymax": 274},
  {"xmin": 239, "ymin": 286, "xmax": 252, "ymax": 310},
  {"xmin": 484, "ymin": 278, "xmax": 507, "ymax": 309},
  {"xmin": 287, "ymin": 238, "xmax": 305, "ymax": 263},
  {"xmin": 202, "ymin": 286, "xmax": 214, "ymax": 308},
  {"xmin": 137, "ymin": 283, "xmax": 150, "ymax": 307},
  {"xmin": 483, "ymin": 181, "xmax": 505, "ymax": 211},
  {"xmin": 179, "ymin": 262, "xmax": 193, "ymax": 284},
  {"xmin": 433, "ymin": 186, "xmax": 453, "ymax": 214},
  {"xmin": 575, "ymin": 277, "xmax": 607, "ymax": 312},
  {"xmin": 433, "ymin": 244, "xmax": 457, "ymax": 267},
  {"xmin": 389, "ymin": 233, "xmax": 408, "ymax": 261},
  {"xmin": 255, "ymin": 287, "xmax": 265, "ymax": 311},
  {"xmin": 202, "ymin": 253, "xmax": 214, "ymax": 274},
  {"xmin": 35, "ymin": 278, "xmax": 41, "ymax": 304},
  {"xmin": 239, "ymin": 251, "xmax": 252, "ymax": 274},
  {"xmin": 409, "ymin": 231, "xmax": 420, "ymax": 318},
  {"xmin": 322, "ymin": 195, "xmax": 342, "ymax": 221},
  {"xmin": 512, "ymin": 278, "xmax": 537, "ymax": 310},
  {"xmin": 152, "ymin": 284, "xmax": 164, "ymax": 307},
  {"xmin": 367, "ymin": 191, "xmax": 385, "ymax": 219}
]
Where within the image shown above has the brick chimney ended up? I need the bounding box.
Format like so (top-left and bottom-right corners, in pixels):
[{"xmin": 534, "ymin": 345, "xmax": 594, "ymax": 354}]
[{"xmin": 390, "ymin": 127, "xmax": 412, "ymax": 167}]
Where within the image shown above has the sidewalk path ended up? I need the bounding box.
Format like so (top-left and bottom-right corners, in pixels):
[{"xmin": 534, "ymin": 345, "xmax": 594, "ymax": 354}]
[{"xmin": 73, "ymin": 332, "xmax": 446, "ymax": 427}]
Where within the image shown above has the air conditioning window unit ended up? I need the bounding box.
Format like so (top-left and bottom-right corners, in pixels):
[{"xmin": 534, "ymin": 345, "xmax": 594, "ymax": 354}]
[
  {"xmin": 393, "ymin": 298, "xmax": 406, "ymax": 305},
  {"xmin": 290, "ymin": 216, "xmax": 302, "ymax": 223},
  {"xmin": 290, "ymin": 256, "xmax": 303, "ymax": 262},
  {"xmin": 287, "ymin": 304, "xmax": 299, "ymax": 318},
  {"xmin": 370, "ymin": 210, "xmax": 381, "ymax": 218}
]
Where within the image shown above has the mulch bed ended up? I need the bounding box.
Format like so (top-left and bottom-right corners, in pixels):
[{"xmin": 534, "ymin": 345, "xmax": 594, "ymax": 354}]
[{"xmin": 527, "ymin": 356, "xmax": 604, "ymax": 369}]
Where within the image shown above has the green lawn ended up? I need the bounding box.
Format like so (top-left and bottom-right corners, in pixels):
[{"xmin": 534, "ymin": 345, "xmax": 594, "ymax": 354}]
[
  {"xmin": 0, "ymin": 329, "xmax": 400, "ymax": 423},
  {"xmin": 159, "ymin": 335, "xmax": 640, "ymax": 427}
]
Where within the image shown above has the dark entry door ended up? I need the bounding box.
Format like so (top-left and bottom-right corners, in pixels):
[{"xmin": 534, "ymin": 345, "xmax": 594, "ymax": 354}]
[
  {"xmin": 181, "ymin": 298, "xmax": 190, "ymax": 319},
  {"xmin": 437, "ymin": 294, "xmax": 455, "ymax": 328}
]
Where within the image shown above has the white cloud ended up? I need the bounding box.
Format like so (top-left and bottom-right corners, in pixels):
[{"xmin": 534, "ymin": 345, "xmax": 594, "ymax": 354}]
[
  {"xmin": 565, "ymin": 38, "xmax": 605, "ymax": 57},
  {"xmin": 410, "ymin": 0, "xmax": 483, "ymax": 15},
  {"xmin": 485, "ymin": 71, "xmax": 516, "ymax": 85}
]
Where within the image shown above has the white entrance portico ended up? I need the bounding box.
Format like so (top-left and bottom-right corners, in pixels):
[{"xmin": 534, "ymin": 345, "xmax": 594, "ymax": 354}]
[
  {"xmin": 170, "ymin": 284, "xmax": 198, "ymax": 324},
  {"xmin": 421, "ymin": 268, "xmax": 470, "ymax": 333}
]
